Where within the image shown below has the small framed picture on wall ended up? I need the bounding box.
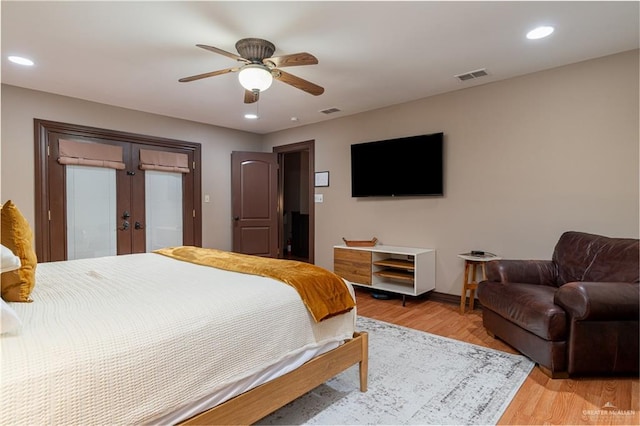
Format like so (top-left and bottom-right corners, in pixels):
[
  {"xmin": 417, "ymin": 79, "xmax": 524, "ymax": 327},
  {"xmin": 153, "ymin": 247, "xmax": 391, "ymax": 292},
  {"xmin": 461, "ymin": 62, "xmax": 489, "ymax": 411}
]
[{"xmin": 315, "ymin": 171, "xmax": 329, "ymax": 187}]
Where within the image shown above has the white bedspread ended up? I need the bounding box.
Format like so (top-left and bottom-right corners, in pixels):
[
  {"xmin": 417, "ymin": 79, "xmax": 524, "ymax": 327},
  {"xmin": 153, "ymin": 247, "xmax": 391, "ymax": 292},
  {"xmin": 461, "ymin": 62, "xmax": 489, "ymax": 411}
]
[{"xmin": 1, "ymin": 253, "xmax": 356, "ymax": 425}]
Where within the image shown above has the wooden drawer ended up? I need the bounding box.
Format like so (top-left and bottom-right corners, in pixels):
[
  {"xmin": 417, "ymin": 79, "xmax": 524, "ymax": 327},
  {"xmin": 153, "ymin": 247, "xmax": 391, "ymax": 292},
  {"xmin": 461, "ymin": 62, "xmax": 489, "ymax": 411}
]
[{"xmin": 334, "ymin": 248, "xmax": 372, "ymax": 285}]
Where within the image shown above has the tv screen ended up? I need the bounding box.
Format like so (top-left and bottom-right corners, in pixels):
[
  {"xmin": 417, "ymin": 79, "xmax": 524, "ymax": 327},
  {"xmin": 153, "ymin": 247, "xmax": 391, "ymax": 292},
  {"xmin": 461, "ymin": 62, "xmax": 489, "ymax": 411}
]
[{"xmin": 351, "ymin": 132, "xmax": 443, "ymax": 197}]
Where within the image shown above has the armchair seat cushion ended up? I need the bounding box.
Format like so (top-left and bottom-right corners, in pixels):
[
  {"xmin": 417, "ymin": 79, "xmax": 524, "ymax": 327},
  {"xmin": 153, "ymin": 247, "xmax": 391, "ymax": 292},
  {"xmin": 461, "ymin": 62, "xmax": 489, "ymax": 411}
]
[{"xmin": 479, "ymin": 281, "xmax": 567, "ymax": 341}]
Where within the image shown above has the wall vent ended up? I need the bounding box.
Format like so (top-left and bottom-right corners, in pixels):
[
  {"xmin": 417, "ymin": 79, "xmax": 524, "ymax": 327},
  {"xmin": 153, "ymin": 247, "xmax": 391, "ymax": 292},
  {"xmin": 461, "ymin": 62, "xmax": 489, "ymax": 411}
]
[
  {"xmin": 320, "ymin": 107, "xmax": 341, "ymax": 115},
  {"xmin": 455, "ymin": 68, "xmax": 488, "ymax": 82}
]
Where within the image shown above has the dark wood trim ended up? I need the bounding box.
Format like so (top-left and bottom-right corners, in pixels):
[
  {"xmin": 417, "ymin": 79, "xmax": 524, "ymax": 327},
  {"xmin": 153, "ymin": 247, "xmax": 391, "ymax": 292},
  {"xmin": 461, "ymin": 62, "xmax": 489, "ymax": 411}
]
[
  {"xmin": 429, "ymin": 291, "xmax": 484, "ymax": 310},
  {"xmin": 354, "ymin": 286, "xmax": 483, "ymax": 310},
  {"xmin": 34, "ymin": 122, "xmax": 49, "ymax": 261},
  {"xmin": 428, "ymin": 291, "xmax": 462, "ymax": 305},
  {"xmin": 36, "ymin": 119, "xmax": 203, "ymax": 150},
  {"xmin": 273, "ymin": 140, "xmax": 315, "ymax": 264},
  {"xmin": 34, "ymin": 119, "xmax": 202, "ymax": 262}
]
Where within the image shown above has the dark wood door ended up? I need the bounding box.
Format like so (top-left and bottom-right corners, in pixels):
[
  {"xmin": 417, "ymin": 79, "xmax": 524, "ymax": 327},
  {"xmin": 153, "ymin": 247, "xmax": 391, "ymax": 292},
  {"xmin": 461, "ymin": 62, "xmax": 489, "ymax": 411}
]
[
  {"xmin": 231, "ymin": 151, "xmax": 278, "ymax": 257},
  {"xmin": 35, "ymin": 120, "xmax": 202, "ymax": 262},
  {"xmin": 118, "ymin": 142, "xmax": 144, "ymax": 255},
  {"xmin": 45, "ymin": 134, "xmax": 140, "ymax": 259},
  {"xmin": 125, "ymin": 143, "xmax": 198, "ymax": 255}
]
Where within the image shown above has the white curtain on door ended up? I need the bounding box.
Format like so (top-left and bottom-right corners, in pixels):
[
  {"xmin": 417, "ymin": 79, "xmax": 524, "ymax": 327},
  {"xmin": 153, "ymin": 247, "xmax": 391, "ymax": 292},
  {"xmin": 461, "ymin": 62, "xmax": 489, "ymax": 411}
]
[
  {"xmin": 66, "ymin": 165, "xmax": 117, "ymax": 260},
  {"xmin": 145, "ymin": 170, "xmax": 183, "ymax": 251}
]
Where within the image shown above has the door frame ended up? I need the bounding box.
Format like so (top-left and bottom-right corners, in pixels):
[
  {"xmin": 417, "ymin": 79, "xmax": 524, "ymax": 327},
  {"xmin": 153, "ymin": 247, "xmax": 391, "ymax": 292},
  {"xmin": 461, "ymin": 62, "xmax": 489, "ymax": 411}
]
[
  {"xmin": 274, "ymin": 140, "xmax": 315, "ymax": 263},
  {"xmin": 34, "ymin": 119, "xmax": 202, "ymax": 262}
]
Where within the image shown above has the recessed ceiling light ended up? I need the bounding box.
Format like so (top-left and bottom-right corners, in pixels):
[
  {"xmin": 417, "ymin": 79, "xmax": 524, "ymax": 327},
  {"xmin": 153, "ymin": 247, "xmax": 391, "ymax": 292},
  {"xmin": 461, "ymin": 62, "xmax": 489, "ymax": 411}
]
[
  {"xmin": 244, "ymin": 113, "xmax": 258, "ymax": 120},
  {"xmin": 526, "ymin": 26, "xmax": 554, "ymax": 40},
  {"xmin": 8, "ymin": 56, "xmax": 34, "ymax": 66}
]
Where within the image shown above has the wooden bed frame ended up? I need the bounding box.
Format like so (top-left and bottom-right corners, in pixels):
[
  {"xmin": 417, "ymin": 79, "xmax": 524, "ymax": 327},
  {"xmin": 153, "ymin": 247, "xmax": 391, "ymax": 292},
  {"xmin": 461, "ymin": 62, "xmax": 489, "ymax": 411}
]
[{"xmin": 180, "ymin": 331, "xmax": 369, "ymax": 425}]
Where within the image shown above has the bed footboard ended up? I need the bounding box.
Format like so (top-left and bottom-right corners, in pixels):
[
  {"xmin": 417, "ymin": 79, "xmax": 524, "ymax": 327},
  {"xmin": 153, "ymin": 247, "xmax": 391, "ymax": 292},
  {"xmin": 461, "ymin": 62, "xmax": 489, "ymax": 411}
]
[{"xmin": 181, "ymin": 331, "xmax": 368, "ymax": 425}]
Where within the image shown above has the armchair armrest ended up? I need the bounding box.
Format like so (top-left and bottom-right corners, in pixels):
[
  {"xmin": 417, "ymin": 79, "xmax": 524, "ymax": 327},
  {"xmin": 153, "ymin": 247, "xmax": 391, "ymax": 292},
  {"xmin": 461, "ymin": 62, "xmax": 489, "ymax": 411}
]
[
  {"xmin": 555, "ymin": 282, "xmax": 640, "ymax": 321},
  {"xmin": 485, "ymin": 259, "xmax": 557, "ymax": 286}
]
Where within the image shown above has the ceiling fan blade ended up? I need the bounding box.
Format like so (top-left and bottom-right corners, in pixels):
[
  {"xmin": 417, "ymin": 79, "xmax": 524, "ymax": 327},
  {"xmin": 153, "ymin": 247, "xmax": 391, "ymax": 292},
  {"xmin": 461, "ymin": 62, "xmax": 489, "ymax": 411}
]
[
  {"xmin": 264, "ymin": 52, "xmax": 318, "ymax": 68},
  {"xmin": 196, "ymin": 44, "xmax": 249, "ymax": 63},
  {"xmin": 274, "ymin": 70, "xmax": 324, "ymax": 96},
  {"xmin": 244, "ymin": 90, "xmax": 259, "ymax": 104},
  {"xmin": 178, "ymin": 67, "xmax": 237, "ymax": 83}
]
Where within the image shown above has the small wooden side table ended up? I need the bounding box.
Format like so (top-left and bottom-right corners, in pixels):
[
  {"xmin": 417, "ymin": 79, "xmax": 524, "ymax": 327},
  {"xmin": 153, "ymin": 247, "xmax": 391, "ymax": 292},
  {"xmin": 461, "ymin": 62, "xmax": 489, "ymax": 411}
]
[{"xmin": 458, "ymin": 253, "xmax": 501, "ymax": 314}]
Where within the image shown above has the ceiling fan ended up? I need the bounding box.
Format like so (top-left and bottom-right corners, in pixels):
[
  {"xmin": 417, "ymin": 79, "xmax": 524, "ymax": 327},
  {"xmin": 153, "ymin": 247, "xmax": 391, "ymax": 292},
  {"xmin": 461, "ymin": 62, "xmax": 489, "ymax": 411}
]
[{"xmin": 179, "ymin": 38, "xmax": 324, "ymax": 104}]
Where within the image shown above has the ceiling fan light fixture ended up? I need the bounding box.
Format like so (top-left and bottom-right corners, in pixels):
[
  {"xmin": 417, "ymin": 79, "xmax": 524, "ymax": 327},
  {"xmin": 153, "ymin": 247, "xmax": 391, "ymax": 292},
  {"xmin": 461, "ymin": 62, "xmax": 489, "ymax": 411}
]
[{"xmin": 238, "ymin": 64, "xmax": 273, "ymax": 92}]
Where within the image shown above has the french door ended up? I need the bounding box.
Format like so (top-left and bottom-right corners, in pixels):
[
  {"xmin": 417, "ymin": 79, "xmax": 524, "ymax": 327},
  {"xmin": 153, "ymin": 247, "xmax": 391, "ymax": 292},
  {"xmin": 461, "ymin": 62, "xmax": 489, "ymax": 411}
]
[{"xmin": 35, "ymin": 120, "xmax": 201, "ymax": 262}]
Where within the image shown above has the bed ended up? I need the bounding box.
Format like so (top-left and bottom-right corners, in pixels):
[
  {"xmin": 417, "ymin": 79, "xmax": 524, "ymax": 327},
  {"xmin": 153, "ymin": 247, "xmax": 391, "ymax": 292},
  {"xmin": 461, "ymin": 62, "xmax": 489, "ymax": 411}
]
[{"xmin": 1, "ymin": 248, "xmax": 368, "ymax": 425}]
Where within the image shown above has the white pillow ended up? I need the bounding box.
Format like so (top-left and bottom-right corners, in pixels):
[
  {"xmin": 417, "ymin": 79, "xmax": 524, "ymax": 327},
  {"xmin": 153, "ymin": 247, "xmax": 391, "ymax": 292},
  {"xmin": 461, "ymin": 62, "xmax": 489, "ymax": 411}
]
[
  {"xmin": 1, "ymin": 298, "xmax": 22, "ymax": 335},
  {"xmin": 1, "ymin": 243, "xmax": 21, "ymax": 273}
]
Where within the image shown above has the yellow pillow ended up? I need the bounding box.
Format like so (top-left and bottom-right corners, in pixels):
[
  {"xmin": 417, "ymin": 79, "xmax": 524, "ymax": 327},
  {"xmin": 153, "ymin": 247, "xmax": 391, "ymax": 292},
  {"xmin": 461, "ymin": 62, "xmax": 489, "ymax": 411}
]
[{"xmin": 1, "ymin": 200, "xmax": 37, "ymax": 302}]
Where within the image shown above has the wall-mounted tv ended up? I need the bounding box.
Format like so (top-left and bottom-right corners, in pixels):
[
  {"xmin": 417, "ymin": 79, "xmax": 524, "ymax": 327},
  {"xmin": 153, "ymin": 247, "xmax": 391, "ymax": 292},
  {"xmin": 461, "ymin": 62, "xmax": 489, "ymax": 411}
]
[{"xmin": 351, "ymin": 132, "xmax": 444, "ymax": 197}]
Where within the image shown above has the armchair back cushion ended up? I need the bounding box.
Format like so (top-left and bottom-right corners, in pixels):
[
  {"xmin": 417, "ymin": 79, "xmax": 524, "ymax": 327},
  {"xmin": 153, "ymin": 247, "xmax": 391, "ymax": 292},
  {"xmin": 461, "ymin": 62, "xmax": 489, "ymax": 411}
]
[{"xmin": 553, "ymin": 231, "xmax": 640, "ymax": 285}]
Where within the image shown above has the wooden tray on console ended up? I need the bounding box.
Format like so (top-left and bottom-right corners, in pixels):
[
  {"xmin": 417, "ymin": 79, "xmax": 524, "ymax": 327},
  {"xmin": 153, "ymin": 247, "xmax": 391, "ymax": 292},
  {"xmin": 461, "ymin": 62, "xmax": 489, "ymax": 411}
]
[{"xmin": 342, "ymin": 237, "xmax": 378, "ymax": 247}]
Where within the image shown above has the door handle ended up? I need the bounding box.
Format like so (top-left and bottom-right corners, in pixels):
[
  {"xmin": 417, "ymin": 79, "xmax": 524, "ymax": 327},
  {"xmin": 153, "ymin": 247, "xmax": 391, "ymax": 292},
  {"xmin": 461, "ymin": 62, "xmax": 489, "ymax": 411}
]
[
  {"xmin": 122, "ymin": 211, "xmax": 130, "ymax": 219},
  {"xmin": 134, "ymin": 221, "xmax": 144, "ymax": 230},
  {"xmin": 233, "ymin": 216, "xmax": 240, "ymax": 221},
  {"xmin": 121, "ymin": 220, "xmax": 130, "ymax": 230}
]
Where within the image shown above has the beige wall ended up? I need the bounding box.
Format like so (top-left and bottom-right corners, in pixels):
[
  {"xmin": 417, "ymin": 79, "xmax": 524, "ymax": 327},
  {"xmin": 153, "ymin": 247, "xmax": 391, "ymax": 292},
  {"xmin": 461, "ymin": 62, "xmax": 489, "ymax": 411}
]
[
  {"xmin": 263, "ymin": 50, "xmax": 639, "ymax": 296},
  {"xmin": 2, "ymin": 50, "xmax": 638, "ymax": 297},
  {"xmin": 0, "ymin": 84, "xmax": 262, "ymax": 250}
]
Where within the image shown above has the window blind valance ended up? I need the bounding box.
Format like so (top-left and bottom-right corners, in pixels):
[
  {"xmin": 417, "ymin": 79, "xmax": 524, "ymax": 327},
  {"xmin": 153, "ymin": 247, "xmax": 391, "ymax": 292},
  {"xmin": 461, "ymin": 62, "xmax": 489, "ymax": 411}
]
[
  {"xmin": 58, "ymin": 139, "xmax": 125, "ymax": 170},
  {"xmin": 139, "ymin": 149, "xmax": 190, "ymax": 174}
]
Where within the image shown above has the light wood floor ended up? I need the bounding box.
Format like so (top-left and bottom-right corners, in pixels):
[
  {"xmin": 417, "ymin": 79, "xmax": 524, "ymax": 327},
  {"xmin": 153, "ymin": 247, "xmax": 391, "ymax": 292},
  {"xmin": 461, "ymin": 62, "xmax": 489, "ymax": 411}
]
[{"xmin": 354, "ymin": 288, "xmax": 639, "ymax": 425}]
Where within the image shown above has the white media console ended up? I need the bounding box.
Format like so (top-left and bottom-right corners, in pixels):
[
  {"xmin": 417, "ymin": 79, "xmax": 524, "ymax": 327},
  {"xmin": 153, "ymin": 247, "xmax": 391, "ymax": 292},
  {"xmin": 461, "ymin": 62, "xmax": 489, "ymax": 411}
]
[{"xmin": 333, "ymin": 244, "xmax": 436, "ymax": 305}]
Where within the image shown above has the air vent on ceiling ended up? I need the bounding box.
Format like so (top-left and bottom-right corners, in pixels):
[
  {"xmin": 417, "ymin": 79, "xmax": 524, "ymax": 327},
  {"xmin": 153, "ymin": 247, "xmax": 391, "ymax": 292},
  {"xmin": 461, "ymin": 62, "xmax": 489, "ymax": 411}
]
[
  {"xmin": 320, "ymin": 107, "xmax": 341, "ymax": 115},
  {"xmin": 455, "ymin": 68, "xmax": 488, "ymax": 82}
]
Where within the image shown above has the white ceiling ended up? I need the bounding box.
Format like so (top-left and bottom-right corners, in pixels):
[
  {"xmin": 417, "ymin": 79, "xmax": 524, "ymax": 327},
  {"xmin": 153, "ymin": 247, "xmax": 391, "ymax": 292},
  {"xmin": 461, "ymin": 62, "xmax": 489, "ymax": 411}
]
[{"xmin": 2, "ymin": 1, "xmax": 638, "ymax": 135}]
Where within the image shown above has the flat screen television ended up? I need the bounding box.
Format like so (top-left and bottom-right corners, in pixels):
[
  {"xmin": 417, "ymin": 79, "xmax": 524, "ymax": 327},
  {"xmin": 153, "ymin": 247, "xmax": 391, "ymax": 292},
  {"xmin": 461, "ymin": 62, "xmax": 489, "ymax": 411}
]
[{"xmin": 351, "ymin": 132, "xmax": 443, "ymax": 197}]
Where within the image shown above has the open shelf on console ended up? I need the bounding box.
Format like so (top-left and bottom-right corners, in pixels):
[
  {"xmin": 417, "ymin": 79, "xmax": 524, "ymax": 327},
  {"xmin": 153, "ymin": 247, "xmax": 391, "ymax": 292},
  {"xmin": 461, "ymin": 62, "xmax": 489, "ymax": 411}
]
[
  {"xmin": 334, "ymin": 244, "xmax": 435, "ymax": 305},
  {"xmin": 374, "ymin": 269, "xmax": 414, "ymax": 282},
  {"xmin": 372, "ymin": 258, "xmax": 415, "ymax": 271}
]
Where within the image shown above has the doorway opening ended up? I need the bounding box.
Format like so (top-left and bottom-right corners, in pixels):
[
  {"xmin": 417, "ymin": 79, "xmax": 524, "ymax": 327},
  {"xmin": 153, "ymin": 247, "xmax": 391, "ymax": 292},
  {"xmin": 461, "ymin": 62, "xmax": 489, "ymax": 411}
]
[{"xmin": 274, "ymin": 140, "xmax": 315, "ymax": 264}]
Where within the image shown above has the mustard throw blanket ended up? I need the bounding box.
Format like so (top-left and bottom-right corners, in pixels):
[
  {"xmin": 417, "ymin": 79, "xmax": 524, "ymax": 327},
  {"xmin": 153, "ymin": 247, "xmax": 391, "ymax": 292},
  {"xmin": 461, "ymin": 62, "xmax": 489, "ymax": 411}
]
[{"xmin": 154, "ymin": 246, "xmax": 355, "ymax": 322}]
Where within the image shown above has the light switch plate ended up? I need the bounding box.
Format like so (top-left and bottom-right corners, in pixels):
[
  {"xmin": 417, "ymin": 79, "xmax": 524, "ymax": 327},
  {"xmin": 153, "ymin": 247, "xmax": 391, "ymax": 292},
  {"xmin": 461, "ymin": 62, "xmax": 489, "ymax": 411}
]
[{"xmin": 314, "ymin": 194, "xmax": 324, "ymax": 203}]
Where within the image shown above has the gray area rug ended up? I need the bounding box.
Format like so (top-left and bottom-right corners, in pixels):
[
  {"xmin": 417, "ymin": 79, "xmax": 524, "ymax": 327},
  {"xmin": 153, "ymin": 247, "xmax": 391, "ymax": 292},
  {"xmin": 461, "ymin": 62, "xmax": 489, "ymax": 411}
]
[{"xmin": 259, "ymin": 316, "xmax": 534, "ymax": 425}]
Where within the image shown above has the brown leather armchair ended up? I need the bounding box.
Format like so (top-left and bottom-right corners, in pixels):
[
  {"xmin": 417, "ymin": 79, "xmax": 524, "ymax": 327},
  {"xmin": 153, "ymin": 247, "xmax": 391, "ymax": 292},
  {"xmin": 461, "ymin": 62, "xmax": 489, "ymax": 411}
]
[{"xmin": 477, "ymin": 231, "xmax": 639, "ymax": 378}]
